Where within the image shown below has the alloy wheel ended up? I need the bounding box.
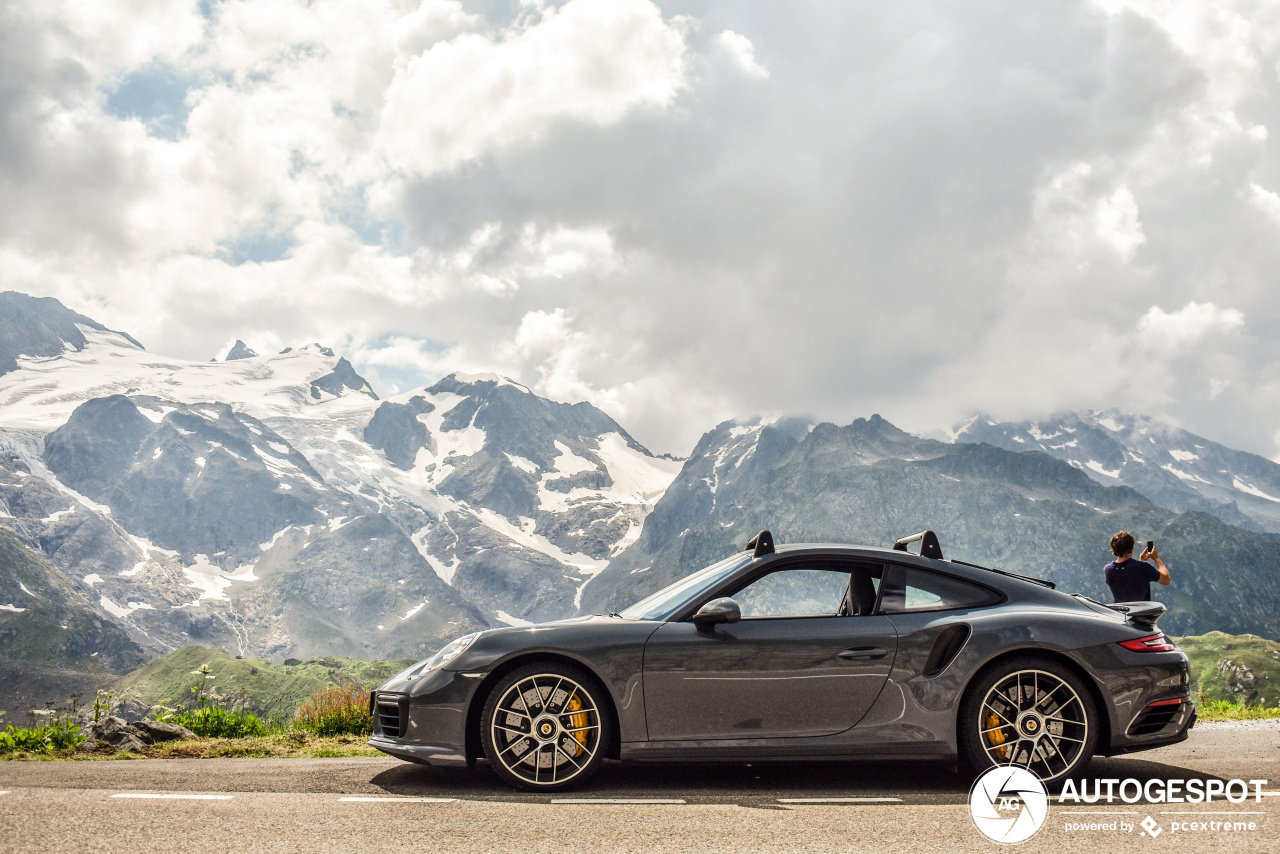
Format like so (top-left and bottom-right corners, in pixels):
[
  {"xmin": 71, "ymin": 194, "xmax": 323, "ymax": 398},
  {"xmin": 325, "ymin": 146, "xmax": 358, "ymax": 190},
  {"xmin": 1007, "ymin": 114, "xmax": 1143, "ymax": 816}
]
[
  {"xmin": 977, "ymin": 668, "xmax": 1090, "ymax": 782},
  {"xmin": 487, "ymin": 672, "xmax": 603, "ymax": 787}
]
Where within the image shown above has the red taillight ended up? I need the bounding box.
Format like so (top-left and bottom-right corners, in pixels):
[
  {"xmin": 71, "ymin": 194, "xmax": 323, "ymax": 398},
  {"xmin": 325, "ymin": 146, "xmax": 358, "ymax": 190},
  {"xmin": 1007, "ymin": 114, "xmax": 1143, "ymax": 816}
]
[
  {"xmin": 1147, "ymin": 697, "xmax": 1184, "ymax": 707},
  {"xmin": 1118, "ymin": 633, "xmax": 1176, "ymax": 653}
]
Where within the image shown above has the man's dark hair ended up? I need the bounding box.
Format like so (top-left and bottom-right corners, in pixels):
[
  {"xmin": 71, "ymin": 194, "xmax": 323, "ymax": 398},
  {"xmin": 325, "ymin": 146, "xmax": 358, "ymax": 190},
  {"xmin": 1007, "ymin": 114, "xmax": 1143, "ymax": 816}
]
[{"xmin": 1110, "ymin": 530, "xmax": 1136, "ymax": 558}]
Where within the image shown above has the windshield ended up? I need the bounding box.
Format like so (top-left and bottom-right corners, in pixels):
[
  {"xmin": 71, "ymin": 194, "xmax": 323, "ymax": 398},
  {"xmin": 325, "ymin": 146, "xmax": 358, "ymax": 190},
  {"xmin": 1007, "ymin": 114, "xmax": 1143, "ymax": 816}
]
[{"xmin": 618, "ymin": 554, "xmax": 752, "ymax": 621}]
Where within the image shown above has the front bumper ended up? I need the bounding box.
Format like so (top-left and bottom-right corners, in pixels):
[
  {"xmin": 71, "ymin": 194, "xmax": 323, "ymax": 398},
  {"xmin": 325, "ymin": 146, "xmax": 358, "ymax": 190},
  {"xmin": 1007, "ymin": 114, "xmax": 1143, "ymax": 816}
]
[
  {"xmin": 367, "ymin": 737, "xmax": 468, "ymax": 767},
  {"xmin": 366, "ymin": 668, "xmax": 482, "ymax": 765}
]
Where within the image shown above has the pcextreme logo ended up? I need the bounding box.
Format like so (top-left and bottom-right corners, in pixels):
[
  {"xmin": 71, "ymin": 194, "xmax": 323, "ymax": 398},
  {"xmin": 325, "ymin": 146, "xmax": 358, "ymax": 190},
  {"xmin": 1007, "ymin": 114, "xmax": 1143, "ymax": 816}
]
[{"xmin": 969, "ymin": 766, "xmax": 1050, "ymax": 844}]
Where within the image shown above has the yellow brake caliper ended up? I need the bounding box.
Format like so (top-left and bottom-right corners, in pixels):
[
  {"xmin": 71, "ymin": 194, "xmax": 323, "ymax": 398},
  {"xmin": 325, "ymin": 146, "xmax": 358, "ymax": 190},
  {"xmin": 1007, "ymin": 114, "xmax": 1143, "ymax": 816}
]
[
  {"xmin": 986, "ymin": 712, "xmax": 1008, "ymax": 760},
  {"xmin": 568, "ymin": 694, "xmax": 588, "ymax": 756}
]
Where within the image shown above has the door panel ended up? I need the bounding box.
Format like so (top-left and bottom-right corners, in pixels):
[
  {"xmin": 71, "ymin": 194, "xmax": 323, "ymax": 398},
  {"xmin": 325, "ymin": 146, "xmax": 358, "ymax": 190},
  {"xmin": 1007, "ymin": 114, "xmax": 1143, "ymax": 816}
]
[{"xmin": 643, "ymin": 616, "xmax": 898, "ymax": 740}]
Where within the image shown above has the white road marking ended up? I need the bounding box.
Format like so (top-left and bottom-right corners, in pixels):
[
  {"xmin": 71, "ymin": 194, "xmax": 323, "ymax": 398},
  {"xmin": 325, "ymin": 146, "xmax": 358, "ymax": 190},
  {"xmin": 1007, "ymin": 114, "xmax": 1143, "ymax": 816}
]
[
  {"xmin": 0, "ymin": 791, "xmax": 8, "ymax": 796},
  {"xmin": 1162, "ymin": 814, "xmax": 1269, "ymax": 819},
  {"xmin": 1261, "ymin": 792, "xmax": 1280, "ymax": 797},
  {"xmin": 1064, "ymin": 811, "xmax": 1137, "ymax": 815},
  {"xmin": 551, "ymin": 798, "xmax": 687, "ymax": 804},
  {"xmin": 778, "ymin": 797, "xmax": 902, "ymax": 804},
  {"xmin": 111, "ymin": 794, "xmax": 233, "ymax": 800},
  {"xmin": 338, "ymin": 797, "xmax": 456, "ymax": 803}
]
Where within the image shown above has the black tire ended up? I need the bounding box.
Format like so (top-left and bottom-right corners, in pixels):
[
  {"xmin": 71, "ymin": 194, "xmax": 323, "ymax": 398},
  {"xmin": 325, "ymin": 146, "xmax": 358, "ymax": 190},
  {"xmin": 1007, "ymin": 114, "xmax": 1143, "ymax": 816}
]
[
  {"xmin": 958, "ymin": 655, "xmax": 1099, "ymax": 785},
  {"xmin": 479, "ymin": 662, "xmax": 611, "ymax": 792}
]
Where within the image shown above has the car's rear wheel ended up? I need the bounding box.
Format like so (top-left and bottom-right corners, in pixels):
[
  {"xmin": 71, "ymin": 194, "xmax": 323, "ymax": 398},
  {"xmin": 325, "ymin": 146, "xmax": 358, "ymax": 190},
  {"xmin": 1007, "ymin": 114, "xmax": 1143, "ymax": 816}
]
[
  {"xmin": 959, "ymin": 656, "xmax": 1098, "ymax": 784},
  {"xmin": 479, "ymin": 662, "xmax": 610, "ymax": 791}
]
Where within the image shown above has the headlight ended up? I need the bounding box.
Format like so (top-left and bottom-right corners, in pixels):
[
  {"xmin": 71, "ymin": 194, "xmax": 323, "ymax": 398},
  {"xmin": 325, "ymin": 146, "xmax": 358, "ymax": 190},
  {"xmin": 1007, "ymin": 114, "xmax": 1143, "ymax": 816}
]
[{"xmin": 409, "ymin": 632, "xmax": 481, "ymax": 679}]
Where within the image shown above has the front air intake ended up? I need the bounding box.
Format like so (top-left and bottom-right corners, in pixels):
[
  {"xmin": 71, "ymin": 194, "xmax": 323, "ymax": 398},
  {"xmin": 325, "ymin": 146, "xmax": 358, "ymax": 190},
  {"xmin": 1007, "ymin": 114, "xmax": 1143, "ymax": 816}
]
[{"xmin": 376, "ymin": 694, "xmax": 408, "ymax": 738}]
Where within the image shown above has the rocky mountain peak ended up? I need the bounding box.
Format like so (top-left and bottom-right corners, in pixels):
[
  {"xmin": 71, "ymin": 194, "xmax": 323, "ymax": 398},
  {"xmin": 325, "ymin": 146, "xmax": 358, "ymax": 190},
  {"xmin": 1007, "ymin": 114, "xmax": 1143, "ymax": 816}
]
[{"xmin": 224, "ymin": 340, "xmax": 258, "ymax": 361}]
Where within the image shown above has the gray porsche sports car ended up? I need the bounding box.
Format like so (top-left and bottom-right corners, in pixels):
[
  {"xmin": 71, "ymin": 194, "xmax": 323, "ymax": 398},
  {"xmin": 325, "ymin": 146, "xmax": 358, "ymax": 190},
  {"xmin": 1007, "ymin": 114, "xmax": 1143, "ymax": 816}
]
[{"xmin": 369, "ymin": 530, "xmax": 1195, "ymax": 791}]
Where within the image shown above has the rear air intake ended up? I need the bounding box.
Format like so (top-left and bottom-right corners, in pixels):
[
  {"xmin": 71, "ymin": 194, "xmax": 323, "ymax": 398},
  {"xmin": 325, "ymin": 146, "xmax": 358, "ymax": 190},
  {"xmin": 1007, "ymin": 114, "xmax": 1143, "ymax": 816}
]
[{"xmin": 1128, "ymin": 699, "xmax": 1186, "ymax": 736}]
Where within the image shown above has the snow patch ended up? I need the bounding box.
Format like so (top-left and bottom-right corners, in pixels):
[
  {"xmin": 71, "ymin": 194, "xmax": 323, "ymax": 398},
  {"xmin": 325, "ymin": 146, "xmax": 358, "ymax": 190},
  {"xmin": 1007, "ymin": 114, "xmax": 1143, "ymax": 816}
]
[
  {"xmin": 1085, "ymin": 460, "xmax": 1121, "ymax": 478},
  {"xmin": 0, "ymin": 604, "xmax": 26, "ymax": 613},
  {"xmin": 1094, "ymin": 416, "xmax": 1125, "ymax": 432},
  {"xmin": 1162, "ymin": 465, "xmax": 1211, "ymax": 485},
  {"xmin": 412, "ymin": 525, "xmax": 459, "ymax": 585},
  {"xmin": 259, "ymin": 526, "xmax": 294, "ymax": 552},
  {"xmin": 182, "ymin": 554, "xmax": 259, "ymax": 602},
  {"xmin": 451, "ymin": 372, "xmax": 530, "ymax": 392},
  {"xmin": 505, "ymin": 453, "xmax": 539, "ymax": 474},
  {"xmin": 194, "ymin": 456, "xmax": 206, "ymax": 468},
  {"xmin": 18, "ymin": 582, "xmax": 34, "ymax": 596},
  {"xmin": 1233, "ymin": 478, "xmax": 1280, "ymax": 503},
  {"xmin": 400, "ymin": 600, "xmax": 428, "ymax": 620},
  {"xmin": 475, "ymin": 507, "xmax": 606, "ymax": 574},
  {"xmin": 42, "ymin": 508, "xmax": 75, "ymax": 523},
  {"xmin": 327, "ymin": 516, "xmax": 351, "ymax": 532},
  {"xmin": 120, "ymin": 562, "xmax": 147, "ymax": 577},
  {"xmin": 1027, "ymin": 425, "xmax": 1062, "ymax": 442},
  {"xmin": 544, "ymin": 441, "xmax": 597, "ymax": 480},
  {"xmin": 494, "ymin": 610, "xmax": 533, "ymax": 626},
  {"xmin": 136, "ymin": 404, "xmax": 175, "ymax": 424},
  {"xmin": 1168, "ymin": 450, "xmax": 1199, "ymax": 462},
  {"xmin": 99, "ymin": 596, "xmax": 154, "ymax": 618},
  {"xmin": 83, "ymin": 573, "xmax": 103, "ymax": 587}
]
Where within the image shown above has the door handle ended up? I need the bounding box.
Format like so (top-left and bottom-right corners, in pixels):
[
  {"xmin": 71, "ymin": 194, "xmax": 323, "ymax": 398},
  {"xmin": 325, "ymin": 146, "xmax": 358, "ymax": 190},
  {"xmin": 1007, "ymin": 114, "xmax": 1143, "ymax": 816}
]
[{"xmin": 838, "ymin": 647, "xmax": 887, "ymax": 660}]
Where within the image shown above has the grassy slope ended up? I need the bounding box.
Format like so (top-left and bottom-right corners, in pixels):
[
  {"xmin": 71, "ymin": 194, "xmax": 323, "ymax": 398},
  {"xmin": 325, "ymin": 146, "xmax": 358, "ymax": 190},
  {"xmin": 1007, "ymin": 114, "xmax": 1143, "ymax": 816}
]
[
  {"xmin": 1175, "ymin": 631, "xmax": 1280, "ymax": 708},
  {"xmin": 113, "ymin": 645, "xmax": 413, "ymax": 721}
]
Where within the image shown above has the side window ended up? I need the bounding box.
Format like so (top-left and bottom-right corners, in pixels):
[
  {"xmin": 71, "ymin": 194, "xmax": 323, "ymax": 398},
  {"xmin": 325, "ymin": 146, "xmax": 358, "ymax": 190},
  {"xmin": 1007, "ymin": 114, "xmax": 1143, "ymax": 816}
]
[
  {"xmin": 879, "ymin": 567, "xmax": 1000, "ymax": 614},
  {"xmin": 732, "ymin": 568, "xmax": 852, "ymax": 618}
]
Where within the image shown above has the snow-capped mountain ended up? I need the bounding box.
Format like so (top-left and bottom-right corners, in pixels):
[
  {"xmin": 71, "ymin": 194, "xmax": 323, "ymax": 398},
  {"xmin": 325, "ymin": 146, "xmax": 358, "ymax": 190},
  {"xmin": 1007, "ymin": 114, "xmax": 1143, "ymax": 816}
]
[
  {"xmin": 0, "ymin": 292, "xmax": 681, "ymax": 665},
  {"xmin": 953, "ymin": 411, "xmax": 1280, "ymax": 534}
]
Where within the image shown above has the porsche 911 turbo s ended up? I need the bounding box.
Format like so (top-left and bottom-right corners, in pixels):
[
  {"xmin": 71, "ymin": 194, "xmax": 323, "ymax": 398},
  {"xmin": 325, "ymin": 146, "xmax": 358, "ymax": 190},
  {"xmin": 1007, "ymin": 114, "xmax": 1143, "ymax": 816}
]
[{"xmin": 369, "ymin": 530, "xmax": 1195, "ymax": 791}]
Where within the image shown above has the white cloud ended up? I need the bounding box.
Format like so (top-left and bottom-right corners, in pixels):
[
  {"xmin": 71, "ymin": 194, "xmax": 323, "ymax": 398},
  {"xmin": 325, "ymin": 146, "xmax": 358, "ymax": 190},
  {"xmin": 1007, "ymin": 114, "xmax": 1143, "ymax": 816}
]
[
  {"xmin": 376, "ymin": 0, "xmax": 688, "ymax": 178},
  {"xmin": 1138, "ymin": 302, "xmax": 1245, "ymax": 348},
  {"xmin": 4, "ymin": 0, "xmax": 1280, "ymax": 459},
  {"xmin": 716, "ymin": 30, "xmax": 769, "ymax": 79},
  {"xmin": 1094, "ymin": 186, "xmax": 1146, "ymax": 261}
]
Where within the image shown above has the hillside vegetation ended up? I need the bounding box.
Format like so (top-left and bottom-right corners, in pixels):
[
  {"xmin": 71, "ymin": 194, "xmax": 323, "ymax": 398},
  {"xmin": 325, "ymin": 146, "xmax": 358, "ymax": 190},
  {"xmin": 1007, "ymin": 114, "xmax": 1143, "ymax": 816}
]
[
  {"xmin": 1176, "ymin": 631, "xmax": 1280, "ymax": 708},
  {"xmin": 113, "ymin": 645, "xmax": 413, "ymax": 722}
]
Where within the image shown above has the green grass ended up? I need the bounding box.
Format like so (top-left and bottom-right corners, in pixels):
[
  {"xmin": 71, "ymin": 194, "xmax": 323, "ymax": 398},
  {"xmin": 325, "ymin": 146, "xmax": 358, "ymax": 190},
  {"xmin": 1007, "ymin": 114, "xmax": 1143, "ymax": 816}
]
[{"xmin": 1194, "ymin": 698, "xmax": 1280, "ymax": 721}]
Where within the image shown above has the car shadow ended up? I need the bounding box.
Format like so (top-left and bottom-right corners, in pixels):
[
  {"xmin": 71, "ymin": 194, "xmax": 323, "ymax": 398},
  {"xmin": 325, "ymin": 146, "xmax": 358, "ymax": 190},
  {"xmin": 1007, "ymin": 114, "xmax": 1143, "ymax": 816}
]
[{"xmin": 367, "ymin": 754, "xmax": 1223, "ymax": 804}]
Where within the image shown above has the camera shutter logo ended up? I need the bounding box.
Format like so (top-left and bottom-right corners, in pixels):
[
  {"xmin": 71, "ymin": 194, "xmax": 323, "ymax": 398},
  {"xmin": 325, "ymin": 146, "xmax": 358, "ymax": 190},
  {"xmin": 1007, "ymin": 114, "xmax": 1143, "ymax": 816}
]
[{"xmin": 969, "ymin": 766, "xmax": 1050, "ymax": 844}]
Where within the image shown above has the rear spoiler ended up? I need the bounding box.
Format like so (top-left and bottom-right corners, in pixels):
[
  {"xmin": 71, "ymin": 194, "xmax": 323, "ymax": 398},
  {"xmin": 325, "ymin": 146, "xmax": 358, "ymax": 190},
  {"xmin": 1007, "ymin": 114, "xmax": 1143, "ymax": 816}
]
[{"xmin": 1106, "ymin": 601, "xmax": 1166, "ymax": 630}]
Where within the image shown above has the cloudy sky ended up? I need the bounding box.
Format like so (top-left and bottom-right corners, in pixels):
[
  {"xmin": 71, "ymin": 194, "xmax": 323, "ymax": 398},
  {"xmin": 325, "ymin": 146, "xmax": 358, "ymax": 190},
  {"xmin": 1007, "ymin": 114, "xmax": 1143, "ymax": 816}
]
[{"xmin": 3, "ymin": 0, "xmax": 1279, "ymax": 458}]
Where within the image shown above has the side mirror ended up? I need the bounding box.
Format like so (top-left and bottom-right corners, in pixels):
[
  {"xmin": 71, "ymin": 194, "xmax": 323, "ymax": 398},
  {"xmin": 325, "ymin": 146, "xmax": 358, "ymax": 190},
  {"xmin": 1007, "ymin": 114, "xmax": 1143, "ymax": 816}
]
[{"xmin": 693, "ymin": 597, "xmax": 741, "ymax": 632}]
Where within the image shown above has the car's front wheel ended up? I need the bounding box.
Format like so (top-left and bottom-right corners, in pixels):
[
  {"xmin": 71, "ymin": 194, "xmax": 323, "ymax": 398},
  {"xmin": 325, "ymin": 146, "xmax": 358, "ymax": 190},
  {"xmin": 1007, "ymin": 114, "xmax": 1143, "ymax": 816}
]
[
  {"xmin": 479, "ymin": 662, "xmax": 610, "ymax": 791},
  {"xmin": 959, "ymin": 656, "xmax": 1099, "ymax": 784}
]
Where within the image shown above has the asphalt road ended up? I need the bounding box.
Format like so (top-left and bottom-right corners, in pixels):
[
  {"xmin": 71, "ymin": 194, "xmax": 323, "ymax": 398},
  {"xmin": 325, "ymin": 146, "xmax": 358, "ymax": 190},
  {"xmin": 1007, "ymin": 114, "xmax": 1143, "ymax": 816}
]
[{"xmin": 1, "ymin": 721, "xmax": 1278, "ymax": 853}]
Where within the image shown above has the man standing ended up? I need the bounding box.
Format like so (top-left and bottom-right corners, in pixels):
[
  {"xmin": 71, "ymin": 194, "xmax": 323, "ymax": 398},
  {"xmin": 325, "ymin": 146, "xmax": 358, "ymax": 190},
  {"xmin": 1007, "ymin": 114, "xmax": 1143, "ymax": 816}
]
[{"xmin": 1104, "ymin": 530, "xmax": 1171, "ymax": 603}]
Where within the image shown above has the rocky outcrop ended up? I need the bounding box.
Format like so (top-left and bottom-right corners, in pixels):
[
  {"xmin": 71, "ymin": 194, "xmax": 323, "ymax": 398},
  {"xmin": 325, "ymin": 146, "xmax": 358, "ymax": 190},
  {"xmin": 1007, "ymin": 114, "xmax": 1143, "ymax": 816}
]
[
  {"xmin": 1216, "ymin": 659, "xmax": 1258, "ymax": 704},
  {"xmin": 81, "ymin": 716, "xmax": 194, "ymax": 752}
]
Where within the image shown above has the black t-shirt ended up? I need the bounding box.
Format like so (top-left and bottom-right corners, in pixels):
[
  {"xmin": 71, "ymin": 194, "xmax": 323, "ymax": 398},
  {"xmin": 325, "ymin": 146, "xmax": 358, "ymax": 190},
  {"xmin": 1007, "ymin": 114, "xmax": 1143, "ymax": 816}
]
[{"xmin": 1104, "ymin": 558, "xmax": 1161, "ymax": 603}]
